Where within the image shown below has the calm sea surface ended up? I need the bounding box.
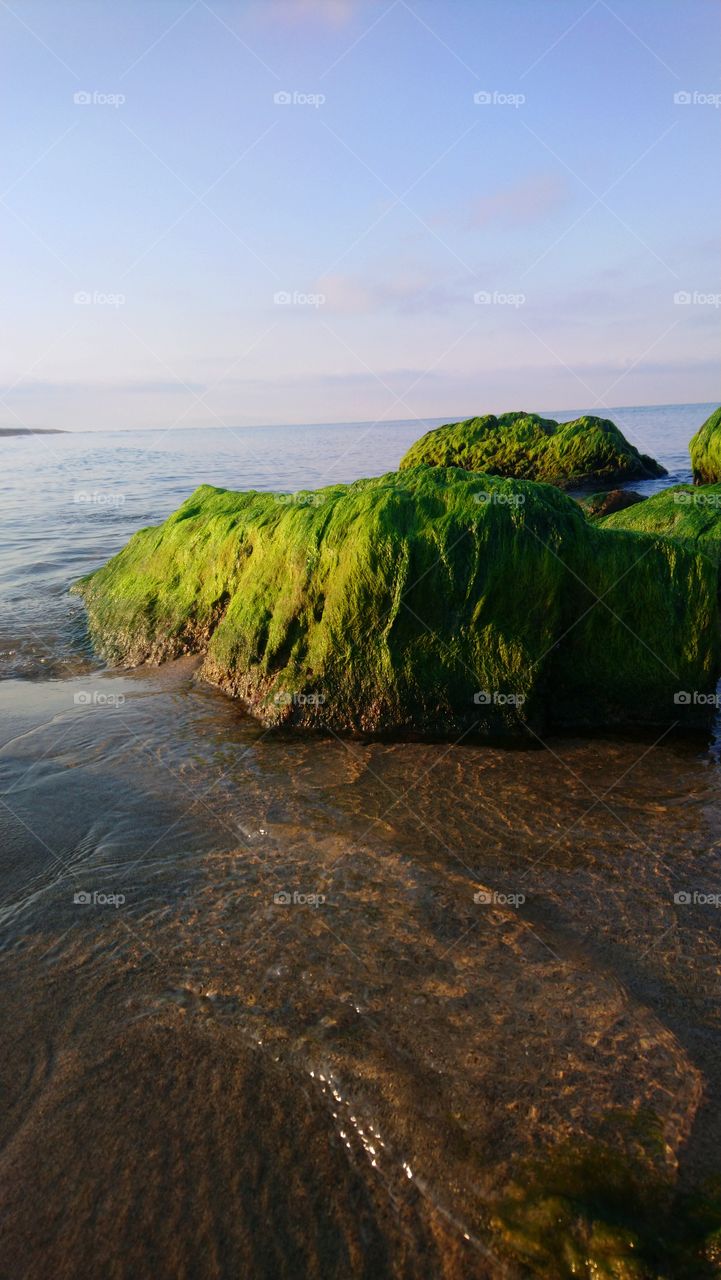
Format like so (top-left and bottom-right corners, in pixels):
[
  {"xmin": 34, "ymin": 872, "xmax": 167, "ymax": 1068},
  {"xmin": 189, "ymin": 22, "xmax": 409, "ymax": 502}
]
[{"xmin": 1, "ymin": 404, "xmax": 721, "ymax": 1278}]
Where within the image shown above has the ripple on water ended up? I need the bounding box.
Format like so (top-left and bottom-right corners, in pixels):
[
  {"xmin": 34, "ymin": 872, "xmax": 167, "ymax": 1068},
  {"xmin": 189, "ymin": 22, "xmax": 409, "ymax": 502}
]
[{"xmin": 2, "ymin": 408, "xmax": 721, "ymax": 1275}]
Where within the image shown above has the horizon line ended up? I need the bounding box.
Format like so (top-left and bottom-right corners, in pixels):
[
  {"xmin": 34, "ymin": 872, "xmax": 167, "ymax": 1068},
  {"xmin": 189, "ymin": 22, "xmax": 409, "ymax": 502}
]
[{"xmin": 7, "ymin": 399, "xmax": 719, "ymax": 436}]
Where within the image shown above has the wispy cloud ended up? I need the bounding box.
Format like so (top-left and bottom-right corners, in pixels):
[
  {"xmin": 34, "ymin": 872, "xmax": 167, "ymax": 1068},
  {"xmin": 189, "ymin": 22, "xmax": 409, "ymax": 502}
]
[
  {"xmin": 315, "ymin": 268, "xmax": 463, "ymax": 314},
  {"xmin": 460, "ymin": 173, "xmax": 570, "ymax": 230},
  {"xmin": 0, "ymin": 379, "xmax": 207, "ymax": 397},
  {"xmin": 252, "ymin": 0, "xmax": 371, "ymax": 26}
]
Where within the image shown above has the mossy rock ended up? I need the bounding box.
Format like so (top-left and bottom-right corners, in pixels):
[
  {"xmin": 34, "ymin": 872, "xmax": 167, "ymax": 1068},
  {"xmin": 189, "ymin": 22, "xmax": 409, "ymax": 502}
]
[
  {"xmin": 73, "ymin": 468, "xmax": 719, "ymax": 738},
  {"xmin": 398, "ymin": 412, "xmax": 667, "ymax": 488},
  {"xmin": 491, "ymin": 1140, "xmax": 721, "ymax": 1279},
  {"xmin": 493, "ymin": 1191, "xmax": 649, "ymax": 1278},
  {"xmin": 690, "ymin": 407, "xmax": 721, "ymax": 484},
  {"xmin": 579, "ymin": 490, "xmax": 647, "ymax": 521},
  {"xmin": 600, "ymin": 484, "xmax": 721, "ymax": 570}
]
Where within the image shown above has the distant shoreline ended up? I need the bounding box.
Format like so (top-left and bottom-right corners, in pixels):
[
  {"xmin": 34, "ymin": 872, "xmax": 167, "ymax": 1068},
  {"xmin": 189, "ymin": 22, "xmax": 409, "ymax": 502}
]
[{"xmin": 0, "ymin": 428, "xmax": 66, "ymax": 436}]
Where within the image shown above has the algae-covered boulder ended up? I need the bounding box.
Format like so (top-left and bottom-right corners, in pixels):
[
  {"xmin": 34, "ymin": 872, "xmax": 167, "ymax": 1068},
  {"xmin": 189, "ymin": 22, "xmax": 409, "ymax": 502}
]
[
  {"xmin": 579, "ymin": 489, "xmax": 646, "ymax": 521},
  {"xmin": 399, "ymin": 412, "xmax": 666, "ymax": 488},
  {"xmin": 73, "ymin": 468, "xmax": 719, "ymax": 737},
  {"xmin": 491, "ymin": 1138, "xmax": 721, "ymax": 1279},
  {"xmin": 690, "ymin": 406, "xmax": 721, "ymax": 484},
  {"xmin": 600, "ymin": 484, "xmax": 721, "ymax": 569}
]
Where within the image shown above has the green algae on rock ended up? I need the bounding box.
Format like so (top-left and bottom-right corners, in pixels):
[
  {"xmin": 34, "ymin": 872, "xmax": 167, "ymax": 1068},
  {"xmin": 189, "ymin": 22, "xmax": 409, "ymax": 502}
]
[
  {"xmin": 399, "ymin": 412, "xmax": 666, "ymax": 488},
  {"xmin": 690, "ymin": 407, "xmax": 721, "ymax": 484},
  {"xmin": 600, "ymin": 484, "xmax": 721, "ymax": 570},
  {"xmin": 492, "ymin": 1136, "xmax": 721, "ymax": 1279},
  {"xmin": 73, "ymin": 468, "xmax": 719, "ymax": 737}
]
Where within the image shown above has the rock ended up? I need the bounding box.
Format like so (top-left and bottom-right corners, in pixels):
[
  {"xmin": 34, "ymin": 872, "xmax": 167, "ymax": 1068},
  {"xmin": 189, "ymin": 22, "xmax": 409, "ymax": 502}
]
[
  {"xmin": 600, "ymin": 484, "xmax": 721, "ymax": 569},
  {"xmin": 491, "ymin": 1138, "xmax": 686, "ymax": 1280},
  {"xmin": 690, "ymin": 406, "xmax": 721, "ymax": 483},
  {"xmin": 73, "ymin": 468, "xmax": 719, "ymax": 737},
  {"xmin": 398, "ymin": 412, "xmax": 666, "ymax": 488},
  {"xmin": 578, "ymin": 490, "xmax": 646, "ymax": 520}
]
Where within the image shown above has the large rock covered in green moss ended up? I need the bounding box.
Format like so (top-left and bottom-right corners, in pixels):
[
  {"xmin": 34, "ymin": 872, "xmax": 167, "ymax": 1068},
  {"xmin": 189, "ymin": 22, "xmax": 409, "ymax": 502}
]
[
  {"xmin": 690, "ymin": 406, "xmax": 721, "ymax": 483},
  {"xmin": 73, "ymin": 469, "xmax": 719, "ymax": 737},
  {"xmin": 600, "ymin": 484, "xmax": 721, "ymax": 569},
  {"xmin": 399, "ymin": 412, "xmax": 666, "ymax": 488}
]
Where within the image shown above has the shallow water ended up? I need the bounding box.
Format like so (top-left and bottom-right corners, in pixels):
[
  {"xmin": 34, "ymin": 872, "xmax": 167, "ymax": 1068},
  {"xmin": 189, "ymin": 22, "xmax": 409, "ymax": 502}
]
[{"xmin": 2, "ymin": 406, "xmax": 721, "ymax": 1278}]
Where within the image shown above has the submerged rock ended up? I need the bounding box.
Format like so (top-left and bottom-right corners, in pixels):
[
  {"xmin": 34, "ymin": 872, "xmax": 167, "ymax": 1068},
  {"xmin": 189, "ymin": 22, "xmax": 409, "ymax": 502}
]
[
  {"xmin": 600, "ymin": 484, "xmax": 721, "ymax": 569},
  {"xmin": 492, "ymin": 1137, "xmax": 721, "ymax": 1280},
  {"xmin": 579, "ymin": 489, "xmax": 646, "ymax": 520},
  {"xmin": 690, "ymin": 406, "xmax": 721, "ymax": 484},
  {"xmin": 73, "ymin": 468, "xmax": 719, "ymax": 737},
  {"xmin": 398, "ymin": 412, "xmax": 666, "ymax": 488}
]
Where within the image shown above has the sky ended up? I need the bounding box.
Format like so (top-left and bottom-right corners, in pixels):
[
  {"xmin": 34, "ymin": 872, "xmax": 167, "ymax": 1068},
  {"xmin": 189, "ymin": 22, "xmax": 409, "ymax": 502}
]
[{"xmin": 0, "ymin": 0, "xmax": 719, "ymax": 431}]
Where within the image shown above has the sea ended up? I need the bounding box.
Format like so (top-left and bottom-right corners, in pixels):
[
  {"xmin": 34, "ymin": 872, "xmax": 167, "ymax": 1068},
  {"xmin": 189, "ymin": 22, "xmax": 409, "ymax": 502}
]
[{"xmin": 1, "ymin": 403, "xmax": 720, "ymax": 1279}]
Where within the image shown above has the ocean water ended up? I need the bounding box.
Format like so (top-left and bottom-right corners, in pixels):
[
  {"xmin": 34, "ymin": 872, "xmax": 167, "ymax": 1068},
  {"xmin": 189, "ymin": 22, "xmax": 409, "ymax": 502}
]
[{"xmin": 2, "ymin": 403, "xmax": 721, "ymax": 1279}]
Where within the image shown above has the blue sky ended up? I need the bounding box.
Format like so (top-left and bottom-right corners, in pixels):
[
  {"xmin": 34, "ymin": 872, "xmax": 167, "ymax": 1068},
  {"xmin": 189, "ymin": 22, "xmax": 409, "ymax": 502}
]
[{"xmin": 1, "ymin": 0, "xmax": 719, "ymax": 431}]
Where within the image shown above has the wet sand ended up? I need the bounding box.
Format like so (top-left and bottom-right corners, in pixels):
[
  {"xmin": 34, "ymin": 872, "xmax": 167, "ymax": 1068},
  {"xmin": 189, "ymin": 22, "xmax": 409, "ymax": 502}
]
[{"xmin": 2, "ymin": 660, "xmax": 721, "ymax": 1275}]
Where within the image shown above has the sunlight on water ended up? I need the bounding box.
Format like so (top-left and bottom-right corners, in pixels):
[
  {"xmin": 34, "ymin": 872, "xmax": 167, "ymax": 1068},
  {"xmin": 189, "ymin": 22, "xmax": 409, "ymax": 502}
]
[{"xmin": 2, "ymin": 408, "xmax": 721, "ymax": 1278}]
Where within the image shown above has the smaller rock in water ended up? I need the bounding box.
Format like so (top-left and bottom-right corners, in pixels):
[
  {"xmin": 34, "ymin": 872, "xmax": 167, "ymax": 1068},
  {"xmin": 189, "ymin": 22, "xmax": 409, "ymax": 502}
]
[
  {"xmin": 398, "ymin": 411, "xmax": 667, "ymax": 489},
  {"xmin": 579, "ymin": 490, "xmax": 646, "ymax": 520}
]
